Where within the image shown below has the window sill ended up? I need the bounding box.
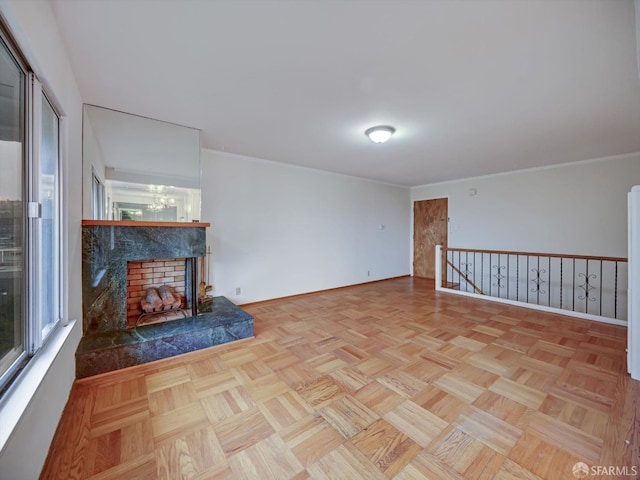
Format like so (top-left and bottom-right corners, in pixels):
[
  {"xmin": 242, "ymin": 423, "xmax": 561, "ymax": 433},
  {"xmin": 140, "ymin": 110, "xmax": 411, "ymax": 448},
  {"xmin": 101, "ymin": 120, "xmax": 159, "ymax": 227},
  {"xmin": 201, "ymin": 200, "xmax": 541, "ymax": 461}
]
[{"xmin": 0, "ymin": 319, "xmax": 77, "ymax": 452}]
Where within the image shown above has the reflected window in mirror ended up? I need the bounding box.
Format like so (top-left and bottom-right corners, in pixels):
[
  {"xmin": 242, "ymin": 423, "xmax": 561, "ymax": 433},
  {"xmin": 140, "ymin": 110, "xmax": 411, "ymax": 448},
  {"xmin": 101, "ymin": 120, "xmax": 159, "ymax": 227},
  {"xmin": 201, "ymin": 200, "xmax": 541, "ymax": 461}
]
[{"xmin": 91, "ymin": 167, "xmax": 105, "ymax": 220}]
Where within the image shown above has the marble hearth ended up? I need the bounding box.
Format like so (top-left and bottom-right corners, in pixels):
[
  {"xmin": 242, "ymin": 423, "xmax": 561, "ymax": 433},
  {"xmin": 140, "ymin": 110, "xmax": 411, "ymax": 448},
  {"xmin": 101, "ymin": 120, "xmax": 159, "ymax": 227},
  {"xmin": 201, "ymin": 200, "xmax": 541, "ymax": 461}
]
[{"xmin": 79, "ymin": 221, "xmax": 253, "ymax": 378}]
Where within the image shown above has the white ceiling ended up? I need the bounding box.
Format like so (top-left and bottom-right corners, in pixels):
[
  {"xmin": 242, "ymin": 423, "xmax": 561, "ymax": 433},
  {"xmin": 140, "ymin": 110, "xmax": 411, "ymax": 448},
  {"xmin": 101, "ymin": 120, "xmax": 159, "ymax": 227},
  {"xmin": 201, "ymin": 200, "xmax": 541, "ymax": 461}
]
[{"xmin": 51, "ymin": 0, "xmax": 640, "ymax": 187}]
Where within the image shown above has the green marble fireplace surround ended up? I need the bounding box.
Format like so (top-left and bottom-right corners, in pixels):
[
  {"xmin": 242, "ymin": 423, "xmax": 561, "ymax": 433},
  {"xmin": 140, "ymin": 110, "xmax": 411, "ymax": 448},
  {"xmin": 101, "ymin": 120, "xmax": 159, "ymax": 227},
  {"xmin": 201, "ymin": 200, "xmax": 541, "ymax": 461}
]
[{"xmin": 78, "ymin": 221, "xmax": 253, "ymax": 378}]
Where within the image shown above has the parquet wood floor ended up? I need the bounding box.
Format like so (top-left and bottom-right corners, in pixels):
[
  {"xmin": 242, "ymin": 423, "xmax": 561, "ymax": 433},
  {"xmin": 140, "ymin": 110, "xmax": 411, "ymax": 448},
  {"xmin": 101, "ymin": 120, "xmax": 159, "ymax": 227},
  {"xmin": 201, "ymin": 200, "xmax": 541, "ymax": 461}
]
[{"xmin": 40, "ymin": 277, "xmax": 639, "ymax": 479}]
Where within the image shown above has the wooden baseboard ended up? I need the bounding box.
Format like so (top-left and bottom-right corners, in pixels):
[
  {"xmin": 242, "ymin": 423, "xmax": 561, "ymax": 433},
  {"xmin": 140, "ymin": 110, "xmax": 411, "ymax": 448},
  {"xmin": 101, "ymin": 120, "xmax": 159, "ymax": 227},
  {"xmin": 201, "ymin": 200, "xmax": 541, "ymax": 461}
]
[{"xmin": 239, "ymin": 275, "xmax": 411, "ymax": 308}]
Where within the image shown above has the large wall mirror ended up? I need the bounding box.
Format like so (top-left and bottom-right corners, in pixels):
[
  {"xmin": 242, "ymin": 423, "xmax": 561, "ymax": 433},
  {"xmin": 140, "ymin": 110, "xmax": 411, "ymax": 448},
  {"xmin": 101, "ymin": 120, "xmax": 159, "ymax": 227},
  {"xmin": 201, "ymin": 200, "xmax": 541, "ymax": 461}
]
[{"xmin": 82, "ymin": 105, "xmax": 201, "ymax": 222}]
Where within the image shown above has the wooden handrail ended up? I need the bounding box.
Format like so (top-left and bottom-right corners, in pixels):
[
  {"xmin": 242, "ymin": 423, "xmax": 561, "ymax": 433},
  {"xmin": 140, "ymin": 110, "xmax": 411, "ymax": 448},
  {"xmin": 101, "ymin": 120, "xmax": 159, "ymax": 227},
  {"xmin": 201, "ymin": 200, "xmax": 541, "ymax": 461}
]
[
  {"xmin": 442, "ymin": 247, "xmax": 626, "ymax": 263},
  {"xmin": 446, "ymin": 259, "xmax": 483, "ymax": 294}
]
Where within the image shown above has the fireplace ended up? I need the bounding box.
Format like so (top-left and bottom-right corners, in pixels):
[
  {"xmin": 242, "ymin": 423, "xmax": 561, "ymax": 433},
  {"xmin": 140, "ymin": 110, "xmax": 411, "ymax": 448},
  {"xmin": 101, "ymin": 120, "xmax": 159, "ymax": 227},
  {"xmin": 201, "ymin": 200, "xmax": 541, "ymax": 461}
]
[
  {"xmin": 127, "ymin": 258, "xmax": 190, "ymax": 327},
  {"xmin": 78, "ymin": 220, "xmax": 254, "ymax": 378},
  {"xmin": 81, "ymin": 222, "xmax": 205, "ymax": 333}
]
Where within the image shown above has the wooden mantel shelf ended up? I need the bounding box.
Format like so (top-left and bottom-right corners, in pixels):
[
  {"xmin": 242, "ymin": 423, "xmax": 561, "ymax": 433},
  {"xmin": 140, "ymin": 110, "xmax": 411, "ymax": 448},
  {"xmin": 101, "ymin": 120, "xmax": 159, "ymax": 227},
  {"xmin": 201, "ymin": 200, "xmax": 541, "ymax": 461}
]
[{"xmin": 82, "ymin": 220, "xmax": 210, "ymax": 228}]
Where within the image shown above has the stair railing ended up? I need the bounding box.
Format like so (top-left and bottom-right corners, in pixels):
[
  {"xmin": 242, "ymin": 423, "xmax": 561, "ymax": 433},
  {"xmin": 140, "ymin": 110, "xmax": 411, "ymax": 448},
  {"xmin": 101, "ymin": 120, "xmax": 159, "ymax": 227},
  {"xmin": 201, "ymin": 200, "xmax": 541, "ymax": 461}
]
[
  {"xmin": 445, "ymin": 258, "xmax": 483, "ymax": 294},
  {"xmin": 435, "ymin": 245, "xmax": 627, "ymax": 325}
]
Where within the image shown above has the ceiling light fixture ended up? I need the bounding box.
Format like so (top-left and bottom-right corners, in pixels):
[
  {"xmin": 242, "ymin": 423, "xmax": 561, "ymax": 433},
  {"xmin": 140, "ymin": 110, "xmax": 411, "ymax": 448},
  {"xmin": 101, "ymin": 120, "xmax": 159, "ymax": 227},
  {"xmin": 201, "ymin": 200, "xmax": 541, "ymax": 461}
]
[{"xmin": 365, "ymin": 125, "xmax": 395, "ymax": 144}]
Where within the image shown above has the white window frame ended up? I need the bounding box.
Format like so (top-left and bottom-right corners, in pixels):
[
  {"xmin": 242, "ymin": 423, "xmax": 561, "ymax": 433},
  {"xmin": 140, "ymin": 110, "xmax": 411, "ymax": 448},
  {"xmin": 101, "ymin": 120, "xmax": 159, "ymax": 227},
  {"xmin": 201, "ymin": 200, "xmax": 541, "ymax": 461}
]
[
  {"xmin": 35, "ymin": 87, "xmax": 62, "ymax": 345},
  {"xmin": 0, "ymin": 32, "xmax": 63, "ymax": 392}
]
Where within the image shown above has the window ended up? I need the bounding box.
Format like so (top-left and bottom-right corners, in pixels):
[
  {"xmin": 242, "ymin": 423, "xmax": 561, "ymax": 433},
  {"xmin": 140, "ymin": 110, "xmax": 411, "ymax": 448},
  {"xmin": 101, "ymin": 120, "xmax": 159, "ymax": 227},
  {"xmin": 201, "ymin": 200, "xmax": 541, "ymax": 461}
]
[
  {"xmin": 0, "ymin": 29, "xmax": 62, "ymax": 391},
  {"xmin": 0, "ymin": 34, "xmax": 26, "ymax": 386},
  {"xmin": 36, "ymin": 94, "xmax": 61, "ymax": 340}
]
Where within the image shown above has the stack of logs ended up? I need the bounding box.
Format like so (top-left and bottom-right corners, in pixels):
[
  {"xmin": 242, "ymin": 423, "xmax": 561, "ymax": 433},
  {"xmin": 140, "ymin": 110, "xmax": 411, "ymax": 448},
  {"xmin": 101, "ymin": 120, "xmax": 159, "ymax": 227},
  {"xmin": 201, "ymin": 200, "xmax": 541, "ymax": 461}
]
[{"xmin": 137, "ymin": 285, "xmax": 184, "ymax": 326}]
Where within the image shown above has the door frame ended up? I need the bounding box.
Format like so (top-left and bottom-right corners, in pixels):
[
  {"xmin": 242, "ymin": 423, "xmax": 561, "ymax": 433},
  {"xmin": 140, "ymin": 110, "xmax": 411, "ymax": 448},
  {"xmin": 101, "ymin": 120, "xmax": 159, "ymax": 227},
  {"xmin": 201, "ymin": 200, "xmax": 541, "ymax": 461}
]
[{"xmin": 628, "ymin": 187, "xmax": 639, "ymax": 380}]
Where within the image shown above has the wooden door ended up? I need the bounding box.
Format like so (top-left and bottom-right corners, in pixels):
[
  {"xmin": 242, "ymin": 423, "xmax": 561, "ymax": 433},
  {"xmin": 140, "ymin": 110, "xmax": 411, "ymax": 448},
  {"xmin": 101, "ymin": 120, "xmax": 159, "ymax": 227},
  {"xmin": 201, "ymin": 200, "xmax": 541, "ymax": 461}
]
[{"xmin": 413, "ymin": 198, "xmax": 448, "ymax": 279}]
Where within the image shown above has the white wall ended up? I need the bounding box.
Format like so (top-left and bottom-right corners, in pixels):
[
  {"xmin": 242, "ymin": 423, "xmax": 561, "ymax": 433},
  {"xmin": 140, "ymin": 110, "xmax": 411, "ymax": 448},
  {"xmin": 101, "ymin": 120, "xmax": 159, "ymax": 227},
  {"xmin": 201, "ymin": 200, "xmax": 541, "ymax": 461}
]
[
  {"xmin": 411, "ymin": 153, "xmax": 640, "ymax": 259},
  {"xmin": 636, "ymin": 0, "xmax": 640, "ymax": 83},
  {"xmin": 201, "ymin": 150, "xmax": 411, "ymax": 304},
  {"xmin": 0, "ymin": 1, "xmax": 83, "ymax": 478}
]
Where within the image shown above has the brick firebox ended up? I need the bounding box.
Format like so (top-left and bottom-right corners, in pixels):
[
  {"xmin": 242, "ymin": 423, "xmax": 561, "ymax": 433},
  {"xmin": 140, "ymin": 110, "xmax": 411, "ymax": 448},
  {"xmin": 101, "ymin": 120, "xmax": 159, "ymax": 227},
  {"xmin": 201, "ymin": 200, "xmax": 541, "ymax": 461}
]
[{"xmin": 127, "ymin": 258, "xmax": 187, "ymax": 324}]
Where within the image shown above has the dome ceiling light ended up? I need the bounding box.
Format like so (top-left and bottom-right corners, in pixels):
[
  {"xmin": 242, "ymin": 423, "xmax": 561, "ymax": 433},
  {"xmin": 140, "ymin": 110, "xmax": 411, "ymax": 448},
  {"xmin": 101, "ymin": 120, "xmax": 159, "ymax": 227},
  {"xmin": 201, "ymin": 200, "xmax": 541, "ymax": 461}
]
[{"xmin": 365, "ymin": 125, "xmax": 395, "ymax": 144}]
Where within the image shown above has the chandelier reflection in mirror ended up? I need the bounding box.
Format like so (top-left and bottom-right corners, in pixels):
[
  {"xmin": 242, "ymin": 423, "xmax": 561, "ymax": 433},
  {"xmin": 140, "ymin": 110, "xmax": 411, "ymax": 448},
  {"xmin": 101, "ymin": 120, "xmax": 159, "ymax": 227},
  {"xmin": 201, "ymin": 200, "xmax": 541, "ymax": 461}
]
[
  {"xmin": 146, "ymin": 185, "xmax": 176, "ymax": 212},
  {"xmin": 108, "ymin": 180, "xmax": 198, "ymax": 222}
]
